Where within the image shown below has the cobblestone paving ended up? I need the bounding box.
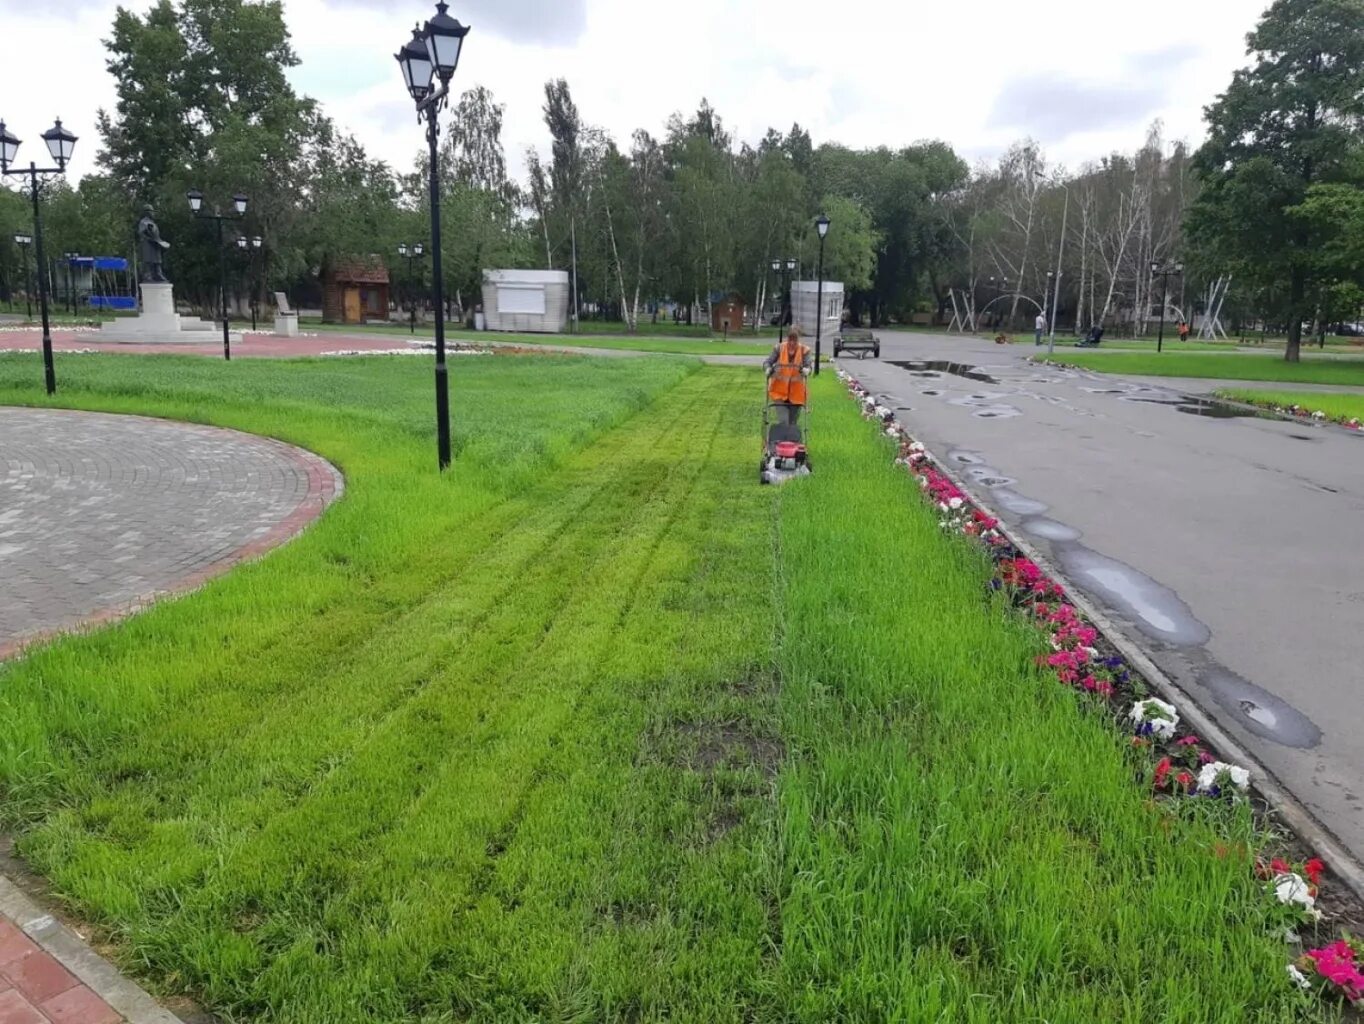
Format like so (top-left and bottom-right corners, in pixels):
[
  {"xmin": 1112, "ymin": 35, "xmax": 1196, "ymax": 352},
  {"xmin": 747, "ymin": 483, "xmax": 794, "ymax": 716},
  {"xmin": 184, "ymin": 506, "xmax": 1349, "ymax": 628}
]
[{"xmin": 0, "ymin": 407, "xmax": 342, "ymax": 657}]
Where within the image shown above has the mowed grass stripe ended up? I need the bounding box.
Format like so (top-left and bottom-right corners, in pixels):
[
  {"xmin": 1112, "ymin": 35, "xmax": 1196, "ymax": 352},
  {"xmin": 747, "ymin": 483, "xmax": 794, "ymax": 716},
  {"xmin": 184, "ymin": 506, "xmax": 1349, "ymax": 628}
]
[{"xmin": 52, "ymin": 370, "xmax": 698, "ymax": 851}]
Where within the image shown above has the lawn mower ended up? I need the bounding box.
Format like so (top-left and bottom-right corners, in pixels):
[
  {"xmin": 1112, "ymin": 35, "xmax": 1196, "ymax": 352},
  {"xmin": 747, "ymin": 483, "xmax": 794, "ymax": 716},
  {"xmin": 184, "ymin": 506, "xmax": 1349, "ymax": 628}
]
[{"xmin": 760, "ymin": 401, "xmax": 812, "ymax": 485}]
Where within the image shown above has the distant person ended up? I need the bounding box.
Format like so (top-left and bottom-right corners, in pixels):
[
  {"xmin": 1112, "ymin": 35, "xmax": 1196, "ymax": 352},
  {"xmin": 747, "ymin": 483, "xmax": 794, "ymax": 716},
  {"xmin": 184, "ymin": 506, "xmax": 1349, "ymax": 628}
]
[
  {"xmin": 765, "ymin": 328, "xmax": 812, "ymax": 426},
  {"xmin": 1178, "ymin": 321, "xmax": 1191, "ymax": 343},
  {"xmin": 1081, "ymin": 325, "xmax": 1104, "ymax": 347},
  {"xmin": 1035, "ymin": 311, "xmax": 1047, "ymax": 345}
]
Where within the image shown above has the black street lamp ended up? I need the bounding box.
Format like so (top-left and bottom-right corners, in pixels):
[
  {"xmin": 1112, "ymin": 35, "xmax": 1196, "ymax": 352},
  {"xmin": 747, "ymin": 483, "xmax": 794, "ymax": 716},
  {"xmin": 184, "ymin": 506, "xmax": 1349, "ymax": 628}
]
[
  {"xmin": 64, "ymin": 252, "xmax": 78, "ymax": 316},
  {"xmin": 398, "ymin": 242, "xmax": 427, "ymax": 335},
  {"xmin": 188, "ymin": 188, "xmax": 249, "ymax": 360},
  {"xmin": 1151, "ymin": 260, "xmax": 1184, "ymax": 353},
  {"xmin": 236, "ymin": 235, "xmax": 264, "ymax": 331},
  {"xmin": 770, "ymin": 256, "xmax": 798, "ymax": 332},
  {"xmin": 1, "ymin": 117, "xmax": 77, "ymax": 395},
  {"xmin": 13, "ymin": 233, "xmax": 33, "ymax": 320},
  {"xmin": 814, "ymin": 214, "xmax": 830, "ymax": 375},
  {"xmin": 396, "ymin": 2, "xmax": 470, "ymax": 472}
]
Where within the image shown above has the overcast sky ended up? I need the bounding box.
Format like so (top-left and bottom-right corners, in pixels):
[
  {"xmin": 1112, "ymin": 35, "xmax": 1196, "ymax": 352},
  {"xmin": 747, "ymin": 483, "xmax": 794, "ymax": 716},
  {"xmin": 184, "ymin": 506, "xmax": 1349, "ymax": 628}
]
[{"xmin": 1, "ymin": 0, "xmax": 1270, "ymax": 185}]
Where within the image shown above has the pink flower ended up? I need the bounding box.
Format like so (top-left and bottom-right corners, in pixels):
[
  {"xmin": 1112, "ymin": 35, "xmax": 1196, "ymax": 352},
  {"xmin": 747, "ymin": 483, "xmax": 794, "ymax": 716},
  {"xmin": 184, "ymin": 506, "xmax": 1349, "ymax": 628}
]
[
  {"xmin": 1198, "ymin": 752, "xmax": 1216, "ymax": 765},
  {"xmin": 1175, "ymin": 736, "xmax": 1200, "ymax": 747}
]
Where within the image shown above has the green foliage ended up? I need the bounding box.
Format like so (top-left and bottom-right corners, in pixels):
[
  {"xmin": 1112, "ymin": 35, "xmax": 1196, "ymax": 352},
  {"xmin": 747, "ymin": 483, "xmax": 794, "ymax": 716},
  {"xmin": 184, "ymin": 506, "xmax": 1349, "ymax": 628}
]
[
  {"xmin": 1189, "ymin": 0, "xmax": 1364, "ymax": 359},
  {"xmin": 809, "ymin": 195, "xmax": 878, "ymax": 291}
]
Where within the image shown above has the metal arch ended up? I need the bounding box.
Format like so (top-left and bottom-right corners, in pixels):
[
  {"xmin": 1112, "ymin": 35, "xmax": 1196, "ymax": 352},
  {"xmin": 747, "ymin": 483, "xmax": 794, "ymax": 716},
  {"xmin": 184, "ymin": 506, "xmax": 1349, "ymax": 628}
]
[{"xmin": 977, "ymin": 293, "xmax": 1044, "ymax": 316}]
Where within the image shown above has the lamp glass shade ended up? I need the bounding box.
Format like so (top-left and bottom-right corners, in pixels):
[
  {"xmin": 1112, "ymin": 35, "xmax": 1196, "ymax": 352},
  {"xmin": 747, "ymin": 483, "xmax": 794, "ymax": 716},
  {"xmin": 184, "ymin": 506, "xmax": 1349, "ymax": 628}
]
[
  {"xmin": 785, "ymin": 258, "xmax": 797, "ymax": 272},
  {"xmin": 1175, "ymin": 261, "xmax": 1185, "ymax": 273},
  {"xmin": 233, "ymin": 193, "xmax": 248, "ymax": 216},
  {"xmin": 423, "ymin": 2, "xmax": 469, "ymax": 80},
  {"xmin": 397, "ymin": 30, "xmax": 435, "ymax": 101},
  {"xmin": 816, "ymin": 214, "xmax": 830, "ymax": 239},
  {"xmin": 236, "ymin": 237, "xmax": 248, "ymax": 249},
  {"xmin": 398, "ymin": 243, "xmax": 408, "ymax": 256},
  {"xmin": 770, "ymin": 259, "xmax": 780, "ymax": 272},
  {"xmin": 414, "ymin": 243, "xmax": 424, "ymax": 256},
  {"xmin": 187, "ymin": 188, "xmax": 204, "ymax": 214},
  {"xmin": 252, "ymin": 236, "xmax": 263, "ymax": 249},
  {"xmin": 0, "ymin": 122, "xmax": 19, "ymax": 169},
  {"xmin": 41, "ymin": 118, "xmax": 77, "ymax": 168}
]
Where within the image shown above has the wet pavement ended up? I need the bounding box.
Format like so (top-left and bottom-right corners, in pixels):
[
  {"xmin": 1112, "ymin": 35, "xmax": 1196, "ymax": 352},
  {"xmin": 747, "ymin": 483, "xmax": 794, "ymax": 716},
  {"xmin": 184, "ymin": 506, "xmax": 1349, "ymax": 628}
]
[{"xmin": 843, "ymin": 332, "xmax": 1364, "ymax": 861}]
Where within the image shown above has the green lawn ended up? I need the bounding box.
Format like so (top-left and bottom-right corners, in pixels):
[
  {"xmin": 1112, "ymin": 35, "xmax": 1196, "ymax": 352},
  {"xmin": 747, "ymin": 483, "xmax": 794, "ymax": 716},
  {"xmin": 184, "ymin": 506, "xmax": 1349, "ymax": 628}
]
[
  {"xmin": 1218, "ymin": 387, "xmax": 1364, "ymax": 422},
  {"xmin": 0, "ymin": 354, "xmax": 1320, "ymax": 1021},
  {"xmin": 1049, "ymin": 350, "xmax": 1364, "ymax": 386}
]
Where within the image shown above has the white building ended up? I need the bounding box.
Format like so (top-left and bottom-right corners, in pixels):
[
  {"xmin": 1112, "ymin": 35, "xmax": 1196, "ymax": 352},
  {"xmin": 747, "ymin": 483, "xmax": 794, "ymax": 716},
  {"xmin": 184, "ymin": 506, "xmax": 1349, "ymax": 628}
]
[
  {"xmin": 481, "ymin": 269, "xmax": 570, "ymax": 334},
  {"xmin": 791, "ymin": 280, "xmax": 844, "ymax": 343}
]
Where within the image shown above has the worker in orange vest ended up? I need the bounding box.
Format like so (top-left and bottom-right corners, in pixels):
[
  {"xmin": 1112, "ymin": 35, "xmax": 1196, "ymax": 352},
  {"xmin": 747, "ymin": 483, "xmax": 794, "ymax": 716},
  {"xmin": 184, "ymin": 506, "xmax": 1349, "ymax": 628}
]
[{"xmin": 765, "ymin": 327, "xmax": 813, "ymax": 425}]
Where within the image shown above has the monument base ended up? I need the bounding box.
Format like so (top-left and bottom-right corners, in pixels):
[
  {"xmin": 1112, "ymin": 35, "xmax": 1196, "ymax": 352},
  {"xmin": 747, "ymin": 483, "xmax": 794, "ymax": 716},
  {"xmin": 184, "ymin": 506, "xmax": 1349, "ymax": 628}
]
[{"xmin": 99, "ymin": 282, "xmax": 225, "ymax": 344}]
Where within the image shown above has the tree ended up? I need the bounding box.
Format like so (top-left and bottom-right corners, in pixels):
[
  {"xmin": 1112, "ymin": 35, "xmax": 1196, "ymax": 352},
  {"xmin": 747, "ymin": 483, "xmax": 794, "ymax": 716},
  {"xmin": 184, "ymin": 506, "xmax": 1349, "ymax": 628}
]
[
  {"xmin": 808, "ymin": 196, "xmax": 878, "ymax": 291},
  {"xmin": 1189, "ymin": 0, "xmax": 1364, "ymax": 361}
]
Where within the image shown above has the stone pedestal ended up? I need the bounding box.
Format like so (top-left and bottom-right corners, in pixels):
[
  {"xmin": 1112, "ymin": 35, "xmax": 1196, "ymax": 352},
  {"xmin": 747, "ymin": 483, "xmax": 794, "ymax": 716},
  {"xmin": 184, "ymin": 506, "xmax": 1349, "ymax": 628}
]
[
  {"xmin": 99, "ymin": 282, "xmax": 238, "ymax": 345},
  {"xmin": 274, "ymin": 314, "xmax": 300, "ymax": 338}
]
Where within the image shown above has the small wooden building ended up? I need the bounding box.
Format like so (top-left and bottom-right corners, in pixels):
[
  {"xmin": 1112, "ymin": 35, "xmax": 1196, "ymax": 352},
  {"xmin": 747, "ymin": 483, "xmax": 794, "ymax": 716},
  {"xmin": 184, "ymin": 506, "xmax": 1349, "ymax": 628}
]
[
  {"xmin": 323, "ymin": 256, "xmax": 391, "ymax": 324},
  {"xmin": 711, "ymin": 295, "xmax": 747, "ymax": 334}
]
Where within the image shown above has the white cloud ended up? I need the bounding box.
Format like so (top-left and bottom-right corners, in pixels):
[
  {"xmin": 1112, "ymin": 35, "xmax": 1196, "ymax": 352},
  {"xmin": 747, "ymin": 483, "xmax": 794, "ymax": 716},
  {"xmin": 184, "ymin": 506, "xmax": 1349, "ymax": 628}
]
[{"xmin": 0, "ymin": 0, "xmax": 1268, "ymax": 187}]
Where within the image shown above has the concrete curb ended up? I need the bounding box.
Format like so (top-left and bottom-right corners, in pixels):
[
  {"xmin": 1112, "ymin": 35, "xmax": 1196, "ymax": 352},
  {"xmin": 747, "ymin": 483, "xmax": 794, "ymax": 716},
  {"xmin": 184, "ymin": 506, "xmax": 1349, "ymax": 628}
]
[
  {"xmin": 922, "ymin": 439, "xmax": 1364, "ymax": 905},
  {"xmin": 0, "ymin": 875, "xmax": 182, "ymax": 1023}
]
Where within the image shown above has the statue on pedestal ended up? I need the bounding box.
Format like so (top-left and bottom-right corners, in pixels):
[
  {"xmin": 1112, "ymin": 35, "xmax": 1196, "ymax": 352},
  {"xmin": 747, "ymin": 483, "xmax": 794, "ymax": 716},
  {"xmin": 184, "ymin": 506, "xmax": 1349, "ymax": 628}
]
[{"xmin": 137, "ymin": 206, "xmax": 171, "ymax": 284}]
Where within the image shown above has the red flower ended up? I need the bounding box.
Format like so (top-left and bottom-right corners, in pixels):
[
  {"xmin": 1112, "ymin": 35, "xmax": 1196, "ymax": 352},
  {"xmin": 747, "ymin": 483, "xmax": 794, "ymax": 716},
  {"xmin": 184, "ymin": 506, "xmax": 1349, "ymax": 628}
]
[
  {"xmin": 1305, "ymin": 858, "xmax": 1326, "ymax": 887},
  {"xmin": 1154, "ymin": 757, "xmax": 1172, "ymax": 790},
  {"xmin": 1175, "ymin": 771, "xmax": 1194, "ymax": 789}
]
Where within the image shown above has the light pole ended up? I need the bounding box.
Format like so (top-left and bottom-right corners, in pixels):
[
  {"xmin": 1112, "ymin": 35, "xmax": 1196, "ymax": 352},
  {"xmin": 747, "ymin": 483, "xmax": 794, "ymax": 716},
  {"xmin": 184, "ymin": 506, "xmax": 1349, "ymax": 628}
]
[
  {"xmin": 236, "ymin": 235, "xmax": 264, "ymax": 331},
  {"xmin": 187, "ymin": 188, "xmax": 249, "ymax": 360},
  {"xmin": 398, "ymin": 242, "xmax": 427, "ymax": 335},
  {"xmin": 1151, "ymin": 260, "xmax": 1184, "ymax": 354},
  {"xmin": 395, "ymin": 3, "xmax": 470, "ymax": 471},
  {"xmin": 814, "ymin": 213, "xmax": 830, "ymax": 375},
  {"xmin": 1, "ymin": 118, "xmax": 77, "ymax": 396},
  {"xmin": 14, "ymin": 233, "xmax": 33, "ymax": 320},
  {"xmin": 770, "ymin": 256, "xmax": 797, "ymax": 332},
  {"xmin": 63, "ymin": 252, "xmax": 78, "ymax": 316}
]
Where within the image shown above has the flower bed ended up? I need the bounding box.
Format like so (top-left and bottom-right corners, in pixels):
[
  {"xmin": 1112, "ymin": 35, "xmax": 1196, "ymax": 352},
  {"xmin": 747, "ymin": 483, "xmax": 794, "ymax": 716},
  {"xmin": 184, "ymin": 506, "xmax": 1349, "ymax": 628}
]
[{"xmin": 838, "ymin": 365, "xmax": 1364, "ymax": 1008}]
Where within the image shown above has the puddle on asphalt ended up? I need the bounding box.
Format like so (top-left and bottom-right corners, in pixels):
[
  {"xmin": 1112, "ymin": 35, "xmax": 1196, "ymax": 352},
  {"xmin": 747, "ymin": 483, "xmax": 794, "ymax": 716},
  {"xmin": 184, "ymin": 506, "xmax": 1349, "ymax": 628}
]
[
  {"xmin": 1121, "ymin": 393, "xmax": 1259, "ymax": 419},
  {"xmin": 1198, "ymin": 666, "xmax": 1322, "ymax": 748},
  {"xmin": 949, "ymin": 392, "xmax": 1011, "ymax": 409},
  {"xmin": 976, "ymin": 476, "xmax": 1015, "ymax": 487},
  {"xmin": 949, "ymin": 451, "xmax": 986, "ymax": 465},
  {"xmin": 1022, "ymin": 517, "xmax": 1083, "ymax": 542},
  {"xmin": 991, "ymin": 488, "xmax": 1049, "ymax": 516},
  {"xmin": 973, "ymin": 406, "xmax": 1023, "ymax": 420},
  {"xmin": 1055, "ymin": 546, "xmax": 1211, "ymax": 647},
  {"xmin": 889, "ymin": 361, "xmax": 1000, "ymax": 384}
]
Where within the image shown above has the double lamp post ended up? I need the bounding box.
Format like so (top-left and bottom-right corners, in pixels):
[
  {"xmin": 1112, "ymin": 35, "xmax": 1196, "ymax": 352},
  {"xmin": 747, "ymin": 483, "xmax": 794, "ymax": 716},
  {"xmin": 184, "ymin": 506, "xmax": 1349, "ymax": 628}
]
[
  {"xmin": 398, "ymin": 242, "xmax": 427, "ymax": 335},
  {"xmin": 1, "ymin": 117, "xmax": 78, "ymax": 396},
  {"xmin": 395, "ymin": 1, "xmax": 471, "ymax": 471},
  {"xmin": 187, "ymin": 188, "xmax": 249, "ymax": 361},
  {"xmin": 236, "ymin": 234, "xmax": 264, "ymax": 331},
  {"xmin": 1151, "ymin": 260, "xmax": 1184, "ymax": 353}
]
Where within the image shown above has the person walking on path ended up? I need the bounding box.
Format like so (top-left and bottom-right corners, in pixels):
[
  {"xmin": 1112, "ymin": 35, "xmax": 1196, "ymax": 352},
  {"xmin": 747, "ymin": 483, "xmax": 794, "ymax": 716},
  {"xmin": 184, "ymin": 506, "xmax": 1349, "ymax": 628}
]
[
  {"xmin": 1178, "ymin": 321, "xmax": 1191, "ymax": 343},
  {"xmin": 765, "ymin": 328, "xmax": 812, "ymax": 426},
  {"xmin": 1035, "ymin": 311, "xmax": 1048, "ymax": 345}
]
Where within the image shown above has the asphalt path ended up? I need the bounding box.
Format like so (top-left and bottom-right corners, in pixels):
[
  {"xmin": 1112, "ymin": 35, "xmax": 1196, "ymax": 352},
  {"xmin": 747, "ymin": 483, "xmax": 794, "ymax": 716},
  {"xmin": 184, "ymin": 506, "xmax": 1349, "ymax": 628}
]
[{"xmin": 842, "ymin": 332, "xmax": 1364, "ymax": 864}]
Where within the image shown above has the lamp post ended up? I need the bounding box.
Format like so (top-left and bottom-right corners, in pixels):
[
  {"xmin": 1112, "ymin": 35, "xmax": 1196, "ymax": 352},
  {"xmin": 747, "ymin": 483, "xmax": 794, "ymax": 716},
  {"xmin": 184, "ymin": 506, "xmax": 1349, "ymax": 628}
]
[
  {"xmin": 395, "ymin": 2, "xmax": 471, "ymax": 471},
  {"xmin": 814, "ymin": 213, "xmax": 830, "ymax": 375},
  {"xmin": 14, "ymin": 234, "xmax": 33, "ymax": 319},
  {"xmin": 398, "ymin": 242, "xmax": 427, "ymax": 335},
  {"xmin": 187, "ymin": 188, "xmax": 249, "ymax": 360},
  {"xmin": 1, "ymin": 118, "xmax": 77, "ymax": 396},
  {"xmin": 63, "ymin": 252, "xmax": 77, "ymax": 316},
  {"xmin": 236, "ymin": 235, "xmax": 264, "ymax": 331},
  {"xmin": 1151, "ymin": 260, "xmax": 1184, "ymax": 354}
]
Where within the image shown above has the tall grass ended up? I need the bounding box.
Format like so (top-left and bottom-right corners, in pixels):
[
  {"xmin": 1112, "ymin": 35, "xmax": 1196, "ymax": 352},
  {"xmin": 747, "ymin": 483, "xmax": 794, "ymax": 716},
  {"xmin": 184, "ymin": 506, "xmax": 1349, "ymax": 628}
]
[
  {"xmin": 0, "ymin": 356, "xmax": 1323, "ymax": 1021},
  {"xmin": 768, "ymin": 376, "xmax": 1317, "ymax": 1022}
]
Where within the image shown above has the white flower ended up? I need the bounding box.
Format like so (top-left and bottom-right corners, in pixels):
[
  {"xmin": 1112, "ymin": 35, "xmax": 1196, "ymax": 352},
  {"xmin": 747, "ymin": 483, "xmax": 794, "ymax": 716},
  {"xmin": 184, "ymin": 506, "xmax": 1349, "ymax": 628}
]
[
  {"xmin": 948, "ymin": 497, "xmax": 964, "ymax": 510},
  {"xmin": 1287, "ymin": 963, "xmax": 1311, "ymax": 991},
  {"xmin": 1273, "ymin": 874, "xmax": 1323, "ymax": 921},
  {"xmin": 909, "ymin": 441, "xmax": 926, "ymax": 452},
  {"xmin": 1312, "ymin": 410, "xmax": 1326, "ymax": 419},
  {"xmin": 1196, "ymin": 761, "xmax": 1250, "ymax": 794},
  {"xmin": 1128, "ymin": 699, "xmax": 1180, "ymax": 740}
]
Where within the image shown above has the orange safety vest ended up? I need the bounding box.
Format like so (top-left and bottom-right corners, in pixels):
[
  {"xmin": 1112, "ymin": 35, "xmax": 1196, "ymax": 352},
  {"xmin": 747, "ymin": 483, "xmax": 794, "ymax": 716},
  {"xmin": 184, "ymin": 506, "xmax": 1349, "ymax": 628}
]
[{"xmin": 768, "ymin": 341, "xmax": 810, "ymax": 406}]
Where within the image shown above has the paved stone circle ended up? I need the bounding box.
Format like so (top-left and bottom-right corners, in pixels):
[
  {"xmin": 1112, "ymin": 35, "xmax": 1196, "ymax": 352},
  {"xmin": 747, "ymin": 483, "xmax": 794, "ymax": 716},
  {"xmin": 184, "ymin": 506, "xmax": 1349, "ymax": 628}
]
[{"xmin": 0, "ymin": 407, "xmax": 343, "ymax": 658}]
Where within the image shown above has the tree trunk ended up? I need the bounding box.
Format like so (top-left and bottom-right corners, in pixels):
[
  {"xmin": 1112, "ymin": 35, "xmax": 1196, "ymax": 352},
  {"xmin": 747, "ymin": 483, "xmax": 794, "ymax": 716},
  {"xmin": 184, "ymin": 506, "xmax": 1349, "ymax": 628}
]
[{"xmin": 1286, "ymin": 268, "xmax": 1304, "ymax": 363}]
